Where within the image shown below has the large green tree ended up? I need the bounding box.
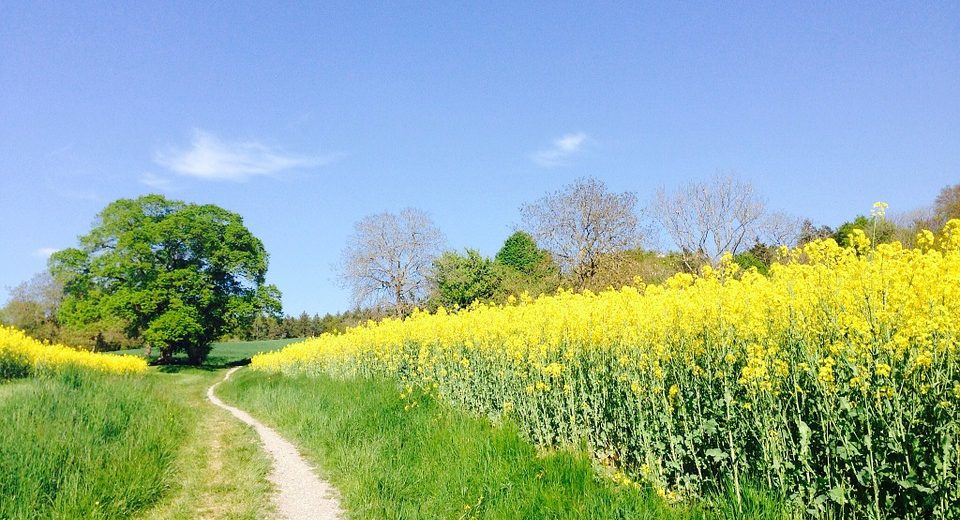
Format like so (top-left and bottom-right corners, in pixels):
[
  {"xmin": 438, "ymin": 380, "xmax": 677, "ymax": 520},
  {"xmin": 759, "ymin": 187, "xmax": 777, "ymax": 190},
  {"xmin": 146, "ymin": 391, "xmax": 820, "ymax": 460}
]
[{"xmin": 50, "ymin": 195, "xmax": 281, "ymax": 363}]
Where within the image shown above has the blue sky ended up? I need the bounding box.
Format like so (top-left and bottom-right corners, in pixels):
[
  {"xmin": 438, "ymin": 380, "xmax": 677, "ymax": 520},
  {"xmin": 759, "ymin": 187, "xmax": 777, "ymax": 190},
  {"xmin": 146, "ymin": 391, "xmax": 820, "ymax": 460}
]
[{"xmin": 1, "ymin": 2, "xmax": 958, "ymax": 315}]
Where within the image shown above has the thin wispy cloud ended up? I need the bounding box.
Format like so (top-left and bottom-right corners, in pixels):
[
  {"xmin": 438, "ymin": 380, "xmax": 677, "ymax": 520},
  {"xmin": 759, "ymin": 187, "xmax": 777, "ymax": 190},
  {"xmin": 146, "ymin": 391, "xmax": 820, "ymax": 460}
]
[
  {"xmin": 154, "ymin": 129, "xmax": 334, "ymax": 181},
  {"xmin": 139, "ymin": 172, "xmax": 176, "ymax": 191},
  {"xmin": 34, "ymin": 247, "xmax": 60, "ymax": 259},
  {"xmin": 531, "ymin": 132, "xmax": 589, "ymax": 168}
]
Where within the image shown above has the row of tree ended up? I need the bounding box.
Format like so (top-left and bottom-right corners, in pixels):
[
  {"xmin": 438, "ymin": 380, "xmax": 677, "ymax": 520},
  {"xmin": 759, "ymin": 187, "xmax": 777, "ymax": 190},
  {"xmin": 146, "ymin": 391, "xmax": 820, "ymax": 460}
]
[
  {"xmin": 2, "ymin": 180, "xmax": 958, "ymax": 359},
  {"xmin": 335, "ymin": 177, "xmax": 959, "ymax": 317},
  {"xmin": 241, "ymin": 228, "xmax": 684, "ymax": 341},
  {"xmin": 238, "ymin": 308, "xmax": 387, "ymax": 341}
]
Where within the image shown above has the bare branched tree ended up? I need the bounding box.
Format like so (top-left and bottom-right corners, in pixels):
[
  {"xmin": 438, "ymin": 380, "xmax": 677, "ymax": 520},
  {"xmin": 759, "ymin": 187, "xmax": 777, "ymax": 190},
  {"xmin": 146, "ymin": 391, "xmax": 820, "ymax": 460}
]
[
  {"xmin": 933, "ymin": 183, "xmax": 960, "ymax": 229},
  {"xmin": 1, "ymin": 271, "xmax": 63, "ymax": 341},
  {"xmin": 889, "ymin": 206, "xmax": 935, "ymax": 246},
  {"xmin": 520, "ymin": 177, "xmax": 641, "ymax": 289},
  {"xmin": 652, "ymin": 174, "xmax": 766, "ymax": 269},
  {"xmin": 798, "ymin": 219, "xmax": 835, "ymax": 245},
  {"xmin": 760, "ymin": 211, "xmax": 802, "ymax": 247},
  {"xmin": 885, "ymin": 184, "xmax": 960, "ymax": 246},
  {"xmin": 339, "ymin": 208, "xmax": 445, "ymax": 316}
]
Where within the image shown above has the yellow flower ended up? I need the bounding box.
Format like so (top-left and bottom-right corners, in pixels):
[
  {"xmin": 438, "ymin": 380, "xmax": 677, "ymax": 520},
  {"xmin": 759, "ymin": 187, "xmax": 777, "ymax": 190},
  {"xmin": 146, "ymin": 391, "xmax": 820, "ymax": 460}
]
[
  {"xmin": 668, "ymin": 384, "xmax": 680, "ymax": 399},
  {"xmin": 0, "ymin": 326, "xmax": 147, "ymax": 376},
  {"xmin": 542, "ymin": 362, "xmax": 564, "ymax": 378},
  {"xmin": 871, "ymin": 201, "xmax": 888, "ymax": 219},
  {"xmin": 875, "ymin": 363, "xmax": 891, "ymax": 378},
  {"xmin": 246, "ymin": 223, "xmax": 960, "ymax": 507}
]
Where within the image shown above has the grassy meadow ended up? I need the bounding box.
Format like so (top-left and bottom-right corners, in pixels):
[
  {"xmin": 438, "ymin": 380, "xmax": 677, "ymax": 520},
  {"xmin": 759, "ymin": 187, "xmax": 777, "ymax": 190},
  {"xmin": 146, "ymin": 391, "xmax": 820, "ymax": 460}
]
[
  {"xmin": 111, "ymin": 337, "xmax": 303, "ymax": 366},
  {"xmin": 0, "ymin": 332, "xmax": 278, "ymax": 519}
]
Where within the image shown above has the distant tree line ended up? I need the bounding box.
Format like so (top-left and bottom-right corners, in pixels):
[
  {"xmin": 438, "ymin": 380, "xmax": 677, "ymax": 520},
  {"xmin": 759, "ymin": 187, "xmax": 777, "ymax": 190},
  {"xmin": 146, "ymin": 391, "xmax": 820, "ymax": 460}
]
[{"xmin": 235, "ymin": 308, "xmax": 388, "ymax": 341}]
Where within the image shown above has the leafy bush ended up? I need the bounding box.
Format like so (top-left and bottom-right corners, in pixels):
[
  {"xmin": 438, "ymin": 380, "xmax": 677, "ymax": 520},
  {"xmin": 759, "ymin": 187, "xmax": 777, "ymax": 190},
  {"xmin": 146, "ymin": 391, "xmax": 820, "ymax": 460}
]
[
  {"xmin": 431, "ymin": 249, "xmax": 500, "ymax": 309},
  {"xmin": 495, "ymin": 231, "xmax": 548, "ymax": 274}
]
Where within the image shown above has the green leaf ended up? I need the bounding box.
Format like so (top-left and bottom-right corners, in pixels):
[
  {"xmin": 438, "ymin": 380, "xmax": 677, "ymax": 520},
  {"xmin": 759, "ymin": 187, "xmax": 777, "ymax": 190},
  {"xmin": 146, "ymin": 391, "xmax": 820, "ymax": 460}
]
[
  {"xmin": 827, "ymin": 484, "xmax": 846, "ymax": 505},
  {"xmin": 703, "ymin": 419, "xmax": 718, "ymax": 435},
  {"xmin": 796, "ymin": 417, "xmax": 811, "ymax": 458},
  {"xmin": 705, "ymin": 448, "xmax": 728, "ymax": 461}
]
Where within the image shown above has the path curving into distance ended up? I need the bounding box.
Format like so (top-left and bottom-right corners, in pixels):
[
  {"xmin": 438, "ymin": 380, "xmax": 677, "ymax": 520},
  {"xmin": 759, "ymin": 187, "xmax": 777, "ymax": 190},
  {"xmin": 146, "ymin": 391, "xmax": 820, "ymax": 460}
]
[{"xmin": 208, "ymin": 367, "xmax": 344, "ymax": 520}]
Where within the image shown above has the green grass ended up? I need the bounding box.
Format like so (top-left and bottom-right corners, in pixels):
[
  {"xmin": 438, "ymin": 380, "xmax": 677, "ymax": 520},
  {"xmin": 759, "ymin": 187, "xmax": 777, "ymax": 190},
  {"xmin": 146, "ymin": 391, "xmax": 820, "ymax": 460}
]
[
  {"xmin": 111, "ymin": 338, "xmax": 303, "ymax": 366},
  {"xmin": 0, "ymin": 371, "xmax": 185, "ymax": 519},
  {"xmin": 0, "ymin": 380, "xmax": 30, "ymax": 401},
  {"xmin": 221, "ymin": 370, "xmax": 763, "ymax": 519},
  {"xmin": 136, "ymin": 368, "xmax": 275, "ymax": 520},
  {"xmin": 0, "ymin": 367, "xmax": 277, "ymax": 519}
]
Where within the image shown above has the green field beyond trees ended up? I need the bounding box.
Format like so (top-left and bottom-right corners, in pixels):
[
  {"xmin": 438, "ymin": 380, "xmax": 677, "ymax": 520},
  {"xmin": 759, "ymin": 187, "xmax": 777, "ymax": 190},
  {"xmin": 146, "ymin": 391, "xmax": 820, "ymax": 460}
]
[{"xmin": 111, "ymin": 338, "xmax": 302, "ymax": 367}]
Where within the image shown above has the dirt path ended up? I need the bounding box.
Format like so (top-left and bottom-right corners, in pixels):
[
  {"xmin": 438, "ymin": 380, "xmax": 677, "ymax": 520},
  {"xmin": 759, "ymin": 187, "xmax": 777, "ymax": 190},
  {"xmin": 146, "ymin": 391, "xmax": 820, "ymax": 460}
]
[{"xmin": 208, "ymin": 367, "xmax": 344, "ymax": 520}]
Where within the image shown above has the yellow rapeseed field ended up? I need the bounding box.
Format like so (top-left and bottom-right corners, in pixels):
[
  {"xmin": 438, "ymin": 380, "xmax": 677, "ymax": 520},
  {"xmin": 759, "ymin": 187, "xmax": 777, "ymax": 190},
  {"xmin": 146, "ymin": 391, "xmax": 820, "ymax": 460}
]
[
  {"xmin": 0, "ymin": 325, "xmax": 147, "ymax": 376},
  {"xmin": 254, "ymin": 220, "xmax": 960, "ymax": 518}
]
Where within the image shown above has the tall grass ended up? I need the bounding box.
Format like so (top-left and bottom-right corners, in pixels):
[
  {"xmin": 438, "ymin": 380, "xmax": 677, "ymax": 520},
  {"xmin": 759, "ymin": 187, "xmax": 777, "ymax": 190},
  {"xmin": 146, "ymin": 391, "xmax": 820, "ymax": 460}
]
[
  {"xmin": 0, "ymin": 370, "xmax": 185, "ymax": 519},
  {"xmin": 136, "ymin": 367, "xmax": 276, "ymax": 520}
]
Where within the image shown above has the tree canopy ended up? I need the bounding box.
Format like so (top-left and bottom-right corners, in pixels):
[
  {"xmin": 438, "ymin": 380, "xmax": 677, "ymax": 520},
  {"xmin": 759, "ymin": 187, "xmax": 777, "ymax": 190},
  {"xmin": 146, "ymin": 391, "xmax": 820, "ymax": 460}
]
[
  {"xmin": 652, "ymin": 174, "xmax": 767, "ymax": 269},
  {"xmin": 933, "ymin": 183, "xmax": 960, "ymax": 230},
  {"xmin": 431, "ymin": 249, "xmax": 499, "ymax": 309},
  {"xmin": 494, "ymin": 231, "xmax": 548, "ymax": 275},
  {"xmin": 49, "ymin": 195, "xmax": 281, "ymax": 363},
  {"xmin": 833, "ymin": 215, "xmax": 897, "ymax": 248}
]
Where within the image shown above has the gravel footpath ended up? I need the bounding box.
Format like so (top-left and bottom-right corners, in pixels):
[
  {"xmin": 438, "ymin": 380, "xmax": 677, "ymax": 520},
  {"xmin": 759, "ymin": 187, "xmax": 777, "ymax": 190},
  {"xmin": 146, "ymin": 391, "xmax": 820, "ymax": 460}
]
[{"xmin": 208, "ymin": 367, "xmax": 345, "ymax": 520}]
